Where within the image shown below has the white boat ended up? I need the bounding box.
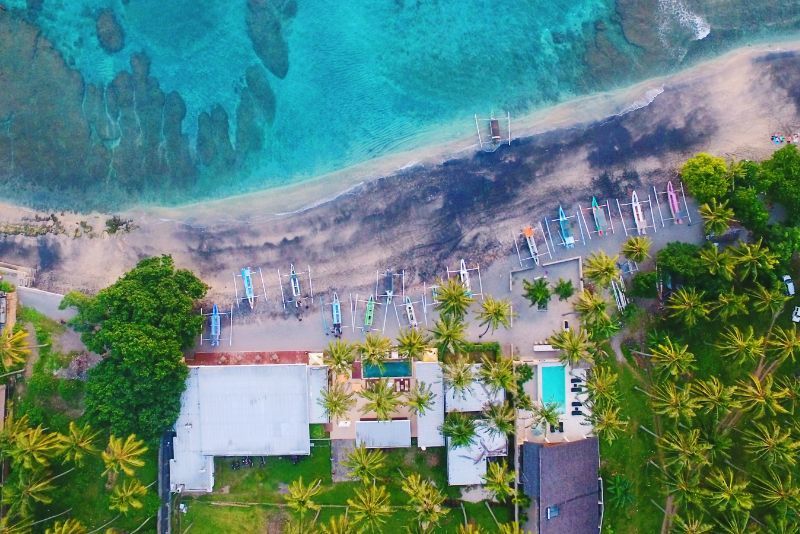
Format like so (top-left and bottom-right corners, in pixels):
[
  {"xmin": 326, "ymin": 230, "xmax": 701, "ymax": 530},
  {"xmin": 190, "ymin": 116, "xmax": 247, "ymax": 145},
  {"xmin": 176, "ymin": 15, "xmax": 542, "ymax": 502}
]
[{"xmin": 631, "ymin": 191, "xmax": 647, "ymax": 235}]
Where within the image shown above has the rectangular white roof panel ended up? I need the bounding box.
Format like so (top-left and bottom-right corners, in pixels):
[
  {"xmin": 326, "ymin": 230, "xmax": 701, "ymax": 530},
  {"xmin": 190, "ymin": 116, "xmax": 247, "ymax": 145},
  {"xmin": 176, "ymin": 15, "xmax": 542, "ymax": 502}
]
[
  {"xmin": 307, "ymin": 366, "xmax": 329, "ymax": 424},
  {"xmin": 447, "ymin": 425, "xmax": 508, "ymax": 486},
  {"xmin": 170, "ymin": 368, "xmax": 215, "ymax": 492},
  {"xmin": 414, "ymin": 362, "xmax": 445, "ymax": 448},
  {"xmin": 197, "ymin": 365, "xmax": 311, "ymax": 456},
  {"xmin": 445, "ymin": 365, "xmax": 505, "ymax": 412},
  {"xmin": 356, "ymin": 420, "xmax": 412, "ymax": 448}
]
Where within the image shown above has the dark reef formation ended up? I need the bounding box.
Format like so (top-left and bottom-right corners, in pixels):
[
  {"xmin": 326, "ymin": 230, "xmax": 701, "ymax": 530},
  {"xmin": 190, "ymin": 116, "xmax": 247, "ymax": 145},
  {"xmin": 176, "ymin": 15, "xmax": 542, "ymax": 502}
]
[{"xmin": 96, "ymin": 8, "xmax": 125, "ymax": 53}]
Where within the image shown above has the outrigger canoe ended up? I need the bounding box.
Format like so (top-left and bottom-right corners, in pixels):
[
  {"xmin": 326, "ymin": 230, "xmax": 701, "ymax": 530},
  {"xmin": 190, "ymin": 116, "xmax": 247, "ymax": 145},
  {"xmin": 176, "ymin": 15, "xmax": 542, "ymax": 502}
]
[
  {"xmin": 558, "ymin": 205, "xmax": 575, "ymax": 248},
  {"xmin": 591, "ymin": 197, "xmax": 607, "ymax": 236},
  {"xmin": 667, "ymin": 181, "xmax": 682, "ymax": 224},
  {"xmin": 631, "ymin": 191, "xmax": 647, "ymax": 235},
  {"xmin": 522, "ymin": 226, "xmax": 540, "ymax": 265},
  {"xmin": 210, "ymin": 304, "xmax": 221, "ymax": 346},
  {"xmin": 241, "ymin": 267, "xmax": 255, "ymax": 309},
  {"xmin": 404, "ymin": 296, "xmax": 418, "ymax": 329},
  {"xmin": 332, "ymin": 292, "xmax": 342, "ymax": 327},
  {"xmin": 459, "ymin": 259, "xmax": 472, "ymax": 293},
  {"xmin": 364, "ymin": 295, "xmax": 376, "ymax": 329},
  {"xmin": 290, "ymin": 264, "xmax": 301, "ymax": 297}
]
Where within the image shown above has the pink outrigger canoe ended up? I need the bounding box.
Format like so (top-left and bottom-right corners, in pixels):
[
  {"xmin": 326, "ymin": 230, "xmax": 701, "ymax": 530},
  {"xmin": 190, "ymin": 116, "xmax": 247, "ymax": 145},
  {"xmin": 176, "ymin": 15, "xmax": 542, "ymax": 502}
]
[{"xmin": 667, "ymin": 181, "xmax": 682, "ymax": 224}]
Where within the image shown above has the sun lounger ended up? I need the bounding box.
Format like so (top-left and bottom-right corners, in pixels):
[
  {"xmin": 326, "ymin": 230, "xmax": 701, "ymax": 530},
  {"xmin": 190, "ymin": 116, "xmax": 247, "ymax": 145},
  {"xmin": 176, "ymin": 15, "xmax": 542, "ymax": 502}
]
[
  {"xmin": 571, "ymin": 409, "xmax": 582, "ymax": 416},
  {"xmin": 572, "ymin": 401, "xmax": 582, "ymax": 407},
  {"xmin": 558, "ymin": 422, "xmax": 564, "ymax": 433}
]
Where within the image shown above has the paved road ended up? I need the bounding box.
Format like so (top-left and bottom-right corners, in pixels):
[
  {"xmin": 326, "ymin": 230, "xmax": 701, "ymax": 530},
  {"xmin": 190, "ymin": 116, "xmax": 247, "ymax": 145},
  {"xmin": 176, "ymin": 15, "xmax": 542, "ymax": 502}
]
[{"xmin": 16, "ymin": 287, "xmax": 76, "ymax": 322}]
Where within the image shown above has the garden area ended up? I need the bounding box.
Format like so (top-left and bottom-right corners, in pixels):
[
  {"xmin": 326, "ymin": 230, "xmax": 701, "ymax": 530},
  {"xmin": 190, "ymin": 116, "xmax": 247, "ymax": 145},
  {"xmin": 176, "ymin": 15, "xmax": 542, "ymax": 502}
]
[{"xmin": 179, "ymin": 439, "xmax": 512, "ymax": 533}]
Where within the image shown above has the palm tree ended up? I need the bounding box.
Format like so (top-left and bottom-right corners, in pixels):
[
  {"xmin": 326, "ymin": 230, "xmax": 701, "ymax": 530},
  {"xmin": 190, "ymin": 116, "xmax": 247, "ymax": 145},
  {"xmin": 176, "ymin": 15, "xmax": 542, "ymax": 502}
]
[
  {"xmin": 58, "ymin": 421, "xmax": 100, "ymax": 466},
  {"xmin": 763, "ymin": 514, "xmax": 798, "ymax": 534},
  {"xmin": 606, "ymin": 474, "xmax": 634, "ymax": 509},
  {"xmin": 649, "ymin": 337, "xmax": 696, "ymax": 379},
  {"xmin": 45, "ymin": 519, "xmax": 87, "ymax": 534},
  {"xmin": 343, "ymin": 444, "xmax": 386, "ymax": 483},
  {"xmin": 324, "ymin": 339, "xmax": 356, "ymax": 377},
  {"xmin": 482, "ymin": 461, "xmax": 516, "ymax": 502},
  {"xmin": 435, "ymin": 277, "xmax": 474, "ymax": 320},
  {"xmin": 359, "ymin": 379, "xmax": 401, "ymax": 421},
  {"xmin": 0, "ymin": 329, "xmax": 30, "ymax": 371},
  {"xmin": 319, "ymin": 382, "xmax": 355, "ymax": 422},
  {"xmin": 10, "ymin": 425, "xmax": 63, "ymax": 470},
  {"xmin": 497, "ymin": 522, "xmax": 525, "ymax": 534},
  {"xmin": 400, "ymin": 474, "xmax": 448, "ymax": 530},
  {"xmin": 583, "ymin": 251, "xmax": 620, "ymax": 287},
  {"xmin": 659, "ymin": 428, "xmax": 712, "ymax": 472},
  {"xmin": 663, "ymin": 469, "xmax": 703, "ymax": 509},
  {"xmin": 716, "ymin": 325, "xmax": 764, "ymax": 366},
  {"xmin": 589, "ymin": 406, "xmax": 627, "ymax": 443},
  {"xmin": 101, "ymin": 434, "xmax": 148, "ymax": 486},
  {"xmin": 699, "ymin": 246, "xmax": 735, "ymax": 280},
  {"xmin": 476, "ymin": 296, "xmax": 513, "ymax": 338},
  {"xmin": 735, "ymin": 374, "xmax": 789, "ymax": 419},
  {"xmin": 404, "ymin": 381, "xmax": 436, "ymax": 416},
  {"xmin": 548, "ymin": 328, "xmax": 592, "ymax": 366},
  {"xmin": 2, "ymin": 470, "xmax": 56, "ymax": 519},
  {"xmin": 396, "ymin": 328, "xmax": 430, "ymax": 360},
  {"xmin": 649, "ymin": 382, "xmax": 698, "ymax": 421},
  {"xmin": 441, "ymin": 412, "xmax": 477, "ymax": 449},
  {"xmin": 714, "ymin": 512, "xmax": 751, "ymax": 534},
  {"xmin": 732, "ymin": 238, "xmax": 778, "ymax": 282},
  {"xmin": 109, "ymin": 478, "xmax": 147, "ymax": 514},
  {"xmin": 531, "ymin": 402, "xmax": 560, "ymax": 438},
  {"xmin": 522, "ymin": 278, "xmax": 550, "ymax": 309},
  {"xmin": 478, "ymin": 356, "xmax": 516, "ymax": 395},
  {"xmin": 705, "ymin": 468, "xmax": 753, "ymax": 512},
  {"xmin": 347, "ymin": 483, "xmax": 392, "ymax": 533},
  {"xmin": 622, "ymin": 236, "xmax": 651, "ymax": 263},
  {"xmin": 699, "ymin": 198, "xmax": 735, "ymax": 236},
  {"xmin": 710, "ymin": 290, "xmax": 748, "ymax": 320},
  {"xmin": 429, "ymin": 315, "xmax": 467, "ymax": 357},
  {"xmin": 768, "ymin": 326, "xmax": 800, "ymax": 365},
  {"xmin": 573, "ymin": 290, "xmax": 609, "ymax": 326},
  {"xmin": 585, "ymin": 365, "xmax": 619, "ymax": 406},
  {"xmin": 456, "ymin": 525, "xmax": 485, "ymax": 534},
  {"xmin": 481, "ymin": 402, "xmax": 515, "ymax": 438},
  {"xmin": 666, "ymin": 287, "xmax": 708, "ymax": 328},
  {"xmin": 318, "ymin": 515, "xmax": 354, "ymax": 534},
  {"xmin": 748, "ymin": 283, "xmax": 789, "ymax": 316},
  {"xmin": 693, "ymin": 377, "xmax": 739, "ymax": 419},
  {"xmin": 286, "ymin": 477, "xmax": 322, "ymax": 518},
  {"xmin": 552, "ymin": 278, "xmax": 575, "ymax": 301},
  {"xmin": 442, "ymin": 357, "xmax": 475, "ymax": 399},
  {"xmin": 671, "ymin": 512, "xmax": 713, "ymax": 534},
  {"xmin": 752, "ymin": 470, "xmax": 799, "ymax": 513},
  {"xmin": 742, "ymin": 421, "xmax": 800, "ymax": 467},
  {"xmin": 359, "ymin": 333, "xmax": 392, "ymax": 369}
]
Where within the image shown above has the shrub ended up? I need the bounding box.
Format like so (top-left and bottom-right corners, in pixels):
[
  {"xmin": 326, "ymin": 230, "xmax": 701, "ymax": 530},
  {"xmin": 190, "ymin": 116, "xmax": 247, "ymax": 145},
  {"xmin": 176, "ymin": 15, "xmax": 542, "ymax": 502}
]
[
  {"xmin": 630, "ymin": 272, "xmax": 658, "ymax": 299},
  {"xmin": 0, "ymin": 280, "xmax": 15, "ymax": 292},
  {"xmin": 680, "ymin": 153, "xmax": 729, "ymax": 203},
  {"xmin": 729, "ymin": 187, "xmax": 768, "ymax": 232}
]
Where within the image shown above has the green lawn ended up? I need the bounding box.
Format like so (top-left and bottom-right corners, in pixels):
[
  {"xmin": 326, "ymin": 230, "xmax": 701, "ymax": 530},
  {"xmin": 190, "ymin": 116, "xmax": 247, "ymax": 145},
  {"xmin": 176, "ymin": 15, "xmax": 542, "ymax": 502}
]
[
  {"xmin": 11, "ymin": 307, "xmax": 160, "ymax": 533},
  {"xmin": 184, "ymin": 442, "xmax": 511, "ymax": 533}
]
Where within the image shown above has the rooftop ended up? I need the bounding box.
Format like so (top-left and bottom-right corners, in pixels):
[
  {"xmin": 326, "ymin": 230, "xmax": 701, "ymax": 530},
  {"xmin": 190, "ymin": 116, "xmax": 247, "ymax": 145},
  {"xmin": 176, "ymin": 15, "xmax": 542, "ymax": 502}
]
[
  {"xmin": 414, "ymin": 361, "xmax": 445, "ymax": 448},
  {"xmin": 447, "ymin": 424, "xmax": 508, "ymax": 486},
  {"xmin": 356, "ymin": 420, "xmax": 412, "ymax": 448},
  {"xmin": 445, "ymin": 364, "xmax": 504, "ymax": 413}
]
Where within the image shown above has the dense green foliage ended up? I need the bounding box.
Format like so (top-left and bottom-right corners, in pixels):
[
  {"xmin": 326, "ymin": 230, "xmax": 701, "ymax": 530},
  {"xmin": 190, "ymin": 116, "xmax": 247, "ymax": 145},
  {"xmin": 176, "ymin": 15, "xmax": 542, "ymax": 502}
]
[
  {"xmin": 680, "ymin": 153, "xmax": 730, "ymax": 203},
  {"xmin": 61, "ymin": 255, "xmax": 207, "ymax": 440},
  {"xmin": 761, "ymin": 144, "xmax": 800, "ymax": 224}
]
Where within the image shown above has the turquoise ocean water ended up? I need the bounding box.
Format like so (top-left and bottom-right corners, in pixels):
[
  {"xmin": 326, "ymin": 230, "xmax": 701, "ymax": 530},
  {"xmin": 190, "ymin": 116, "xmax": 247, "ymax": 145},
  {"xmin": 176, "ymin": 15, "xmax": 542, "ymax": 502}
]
[{"xmin": 3, "ymin": 0, "xmax": 800, "ymax": 208}]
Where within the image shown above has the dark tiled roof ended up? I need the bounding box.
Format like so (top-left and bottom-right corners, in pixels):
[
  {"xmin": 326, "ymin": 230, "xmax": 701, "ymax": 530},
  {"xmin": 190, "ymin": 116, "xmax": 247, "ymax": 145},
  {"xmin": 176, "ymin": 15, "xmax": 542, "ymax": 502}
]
[{"xmin": 521, "ymin": 438, "xmax": 601, "ymax": 534}]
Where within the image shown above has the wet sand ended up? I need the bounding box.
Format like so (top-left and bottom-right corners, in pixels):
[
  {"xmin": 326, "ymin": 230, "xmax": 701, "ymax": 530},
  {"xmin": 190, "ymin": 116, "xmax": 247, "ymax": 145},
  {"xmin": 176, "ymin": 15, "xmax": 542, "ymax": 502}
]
[{"xmin": 1, "ymin": 40, "xmax": 799, "ymax": 351}]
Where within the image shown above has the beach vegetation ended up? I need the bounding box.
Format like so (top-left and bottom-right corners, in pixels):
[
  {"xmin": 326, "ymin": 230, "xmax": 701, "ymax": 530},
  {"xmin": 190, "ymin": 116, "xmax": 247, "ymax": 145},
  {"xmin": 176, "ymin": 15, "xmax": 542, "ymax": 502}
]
[
  {"xmin": 399, "ymin": 473, "xmax": 449, "ymax": 530},
  {"xmin": 319, "ymin": 382, "xmax": 355, "ymax": 422},
  {"xmin": 61, "ymin": 255, "xmax": 206, "ymax": 441},
  {"xmin": 434, "ymin": 277, "xmax": 474, "ymax": 321},
  {"xmin": 285, "ymin": 477, "xmax": 323, "ymax": 518},
  {"xmin": 479, "ymin": 355, "xmax": 516, "ymax": 395},
  {"xmin": 699, "ymin": 198, "xmax": 736, "ymax": 236},
  {"xmin": 522, "ymin": 277, "xmax": 550, "ymax": 308},
  {"xmin": 481, "ymin": 461, "xmax": 516, "ymax": 503},
  {"xmin": 476, "ymin": 296, "xmax": 513, "ymax": 338},
  {"xmin": 441, "ymin": 412, "xmax": 477, "ymax": 449},
  {"xmin": 761, "ymin": 144, "xmax": 800, "ymax": 224},
  {"xmin": 347, "ymin": 483, "xmax": 392, "ymax": 532},
  {"xmin": 108, "ymin": 478, "xmax": 148, "ymax": 514},
  {"xmin": 430, "ymin": 315, "xmax": 467, "ymax": 357},
  {"xmin": 1, "ymin": 328, "xmax": 30, "ymax": 371},
  {"xmin": 101, "ymin": 434, "xmax": 148, "ymax": 486},
  {"xmin": 396, "ymin": 328, "xmax": 430, "ymax": 360},
  {"xmin": 552, "ymin": 278, "xmax": 575, "ymax": 300},
  {"xmin": 359, "ymin": 378, "xmax": 402, "ymax": 421},
  {"xmin": 583, "ymin": 251, "xmax": 621, "ymax": 288},
  {"xmin": 442, "ymin": 356, "xmax": 475, "ymax": 399},
  {"xmin": 0, "ymin": 279, "xmax": 15, "ymax": 292},
  {"xmin": 324, "ymin": 339, "xmax": 356, "ymax": 377},
  {"xmin": 343, "ymin": 444, "xmax": 386, "ymax": 484},
  {"xmin": 358, "ymin": 333, "xmax": 393, "ymax": 369},
  {"xmin": 404, "ymin": 381, "xmax": 437, "ymax": 416},
  {"xmin": 548, "ymin": 327, "xmax": 593, "ymax": 366},
  {"xmin": 729, "ymin": 187, "xmax": 769, "ymax": 232},
  {"xmin": 630, "ymin": 271, "xmax": 658, "ymax": 298},
  {"xmin": 480, "ymin": 401, "xmax": 515, "ymax": 438},
  {"xmin": 621, "ymin": 236, "xmax": 651, "ymax": 263},
  {"xmin": 680, "ymin": 153, "xmax": 730, "ymax": 203}
]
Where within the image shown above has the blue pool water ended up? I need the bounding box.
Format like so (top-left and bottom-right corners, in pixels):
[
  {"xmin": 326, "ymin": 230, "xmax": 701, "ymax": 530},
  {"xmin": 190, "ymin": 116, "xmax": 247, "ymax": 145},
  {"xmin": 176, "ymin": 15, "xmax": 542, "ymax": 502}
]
[
  {"xmin": 363, "ymin": 360, "xmax": 412, "ymax": 378},
  {"xmin": 541, "ymin": 365, "xmax": 566, "ymax": 413}
]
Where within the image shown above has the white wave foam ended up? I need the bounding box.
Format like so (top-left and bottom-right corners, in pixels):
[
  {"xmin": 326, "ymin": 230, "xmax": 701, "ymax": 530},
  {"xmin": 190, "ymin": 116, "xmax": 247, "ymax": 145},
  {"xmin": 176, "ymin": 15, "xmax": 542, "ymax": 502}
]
[
  {"xmin": 658, "ymin": 0, "xmax": 711, "ymax": 42},
  {"xmin": 618, "ymin": 87, "xmax": 665, "ymax": 116}
]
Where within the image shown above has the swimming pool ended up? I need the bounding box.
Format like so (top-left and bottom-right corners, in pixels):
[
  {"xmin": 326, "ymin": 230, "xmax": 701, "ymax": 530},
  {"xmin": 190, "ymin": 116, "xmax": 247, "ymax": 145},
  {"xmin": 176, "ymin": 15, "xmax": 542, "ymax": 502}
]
[
  {"xmin": 363, "ymin": 360, "xmax": 412, "ymax": 378},
  {"xmin": 540, "ymin": 365, "xmax": 566, "ymax": 413}
]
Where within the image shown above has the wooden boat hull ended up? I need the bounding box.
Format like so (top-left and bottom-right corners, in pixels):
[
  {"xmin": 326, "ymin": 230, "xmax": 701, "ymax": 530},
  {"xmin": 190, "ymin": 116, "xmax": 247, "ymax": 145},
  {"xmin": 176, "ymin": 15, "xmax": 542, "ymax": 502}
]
[{"xmin": 631, "ymin": 192, "xmax": 647, "ymax": 235}]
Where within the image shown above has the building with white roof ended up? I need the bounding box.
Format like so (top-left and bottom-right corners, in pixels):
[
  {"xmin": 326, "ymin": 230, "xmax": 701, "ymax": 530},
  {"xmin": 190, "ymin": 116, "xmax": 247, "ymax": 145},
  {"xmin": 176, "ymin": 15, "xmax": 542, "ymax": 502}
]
[
  {"xmin": 414, "ymin": 361, "xmax": 445, "ymax": 448},
  {"xmin": 356, "ymin": 420, "xmax": 412, "ymax": 448}
]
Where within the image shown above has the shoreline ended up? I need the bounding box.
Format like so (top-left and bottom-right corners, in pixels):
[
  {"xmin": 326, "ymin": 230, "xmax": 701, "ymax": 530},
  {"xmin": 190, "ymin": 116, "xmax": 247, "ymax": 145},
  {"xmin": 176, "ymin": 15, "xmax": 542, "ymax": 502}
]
[{"xmin": 129, "ymin": 36, "xmax": 800, "ymax": 225}]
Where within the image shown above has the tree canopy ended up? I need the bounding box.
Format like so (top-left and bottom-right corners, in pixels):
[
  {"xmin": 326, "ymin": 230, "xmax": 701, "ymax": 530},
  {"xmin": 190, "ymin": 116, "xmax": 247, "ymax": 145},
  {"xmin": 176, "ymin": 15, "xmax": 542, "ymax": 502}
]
[
  {"xmin": 680, "ymin": 153, "xmax": 730, "ymax": 203},
  {"xmin": 61, "ymin": 256, "xmax": 206, "ymax": 440}
]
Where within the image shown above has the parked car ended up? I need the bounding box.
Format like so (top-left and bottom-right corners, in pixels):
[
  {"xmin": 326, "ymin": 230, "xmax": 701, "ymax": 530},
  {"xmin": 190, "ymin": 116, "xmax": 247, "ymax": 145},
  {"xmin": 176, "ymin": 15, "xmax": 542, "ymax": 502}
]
[
  {"xmin": 793, "ymin": 306, "xmax": 800, "ymax": 323},
  {"xmin": 783, "ymin": 275, "xmax": 796, "ymax": 297}
]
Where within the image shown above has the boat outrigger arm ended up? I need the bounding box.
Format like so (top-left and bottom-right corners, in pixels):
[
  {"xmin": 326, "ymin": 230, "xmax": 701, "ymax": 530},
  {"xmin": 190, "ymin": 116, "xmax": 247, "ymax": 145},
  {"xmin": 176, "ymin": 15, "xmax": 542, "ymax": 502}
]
[
  {"xmin": 364, "ymin": 296, "xmax": 376, "ymax": 328},
  {"xmin": 290, "ymin": 264, "xmax": 302, "ymax": 298},
  {"xmin": 404, "ymin": 296, "xmax": 418, "ymax": 328},
  {"xmin": 522, "ymin": 226, "xmax": 540, "ymax": 265},
  {"xmin": 241, "ymin": 267, "xmax": 256, "ymax": 309}
]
